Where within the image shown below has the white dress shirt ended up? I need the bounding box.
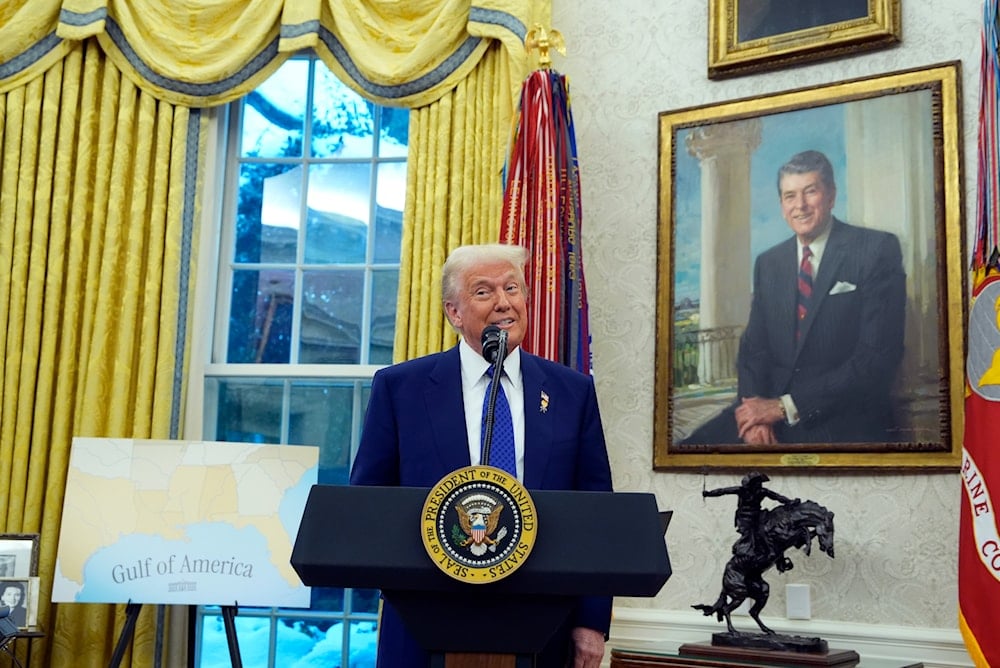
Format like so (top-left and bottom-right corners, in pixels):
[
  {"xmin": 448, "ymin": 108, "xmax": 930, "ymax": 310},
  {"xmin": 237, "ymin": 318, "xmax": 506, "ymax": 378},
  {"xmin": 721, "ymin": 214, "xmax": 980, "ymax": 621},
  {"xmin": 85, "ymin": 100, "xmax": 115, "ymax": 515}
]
[{"xmin": 458, "ymin": 338, "xmax": 525, "ymax": 479}]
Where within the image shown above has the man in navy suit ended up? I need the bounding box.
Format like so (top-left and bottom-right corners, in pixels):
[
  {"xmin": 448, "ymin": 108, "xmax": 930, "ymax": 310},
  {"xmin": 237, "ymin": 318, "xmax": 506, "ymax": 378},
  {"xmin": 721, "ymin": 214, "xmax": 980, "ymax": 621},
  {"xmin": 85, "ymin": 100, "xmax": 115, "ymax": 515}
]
[
  {"xmin": 350, "ymin": 243, "xmax": 613, "ymax": 667},
  {"xmin": 683, "ymin": 150, "xmax": 906, "ymax": 445}
]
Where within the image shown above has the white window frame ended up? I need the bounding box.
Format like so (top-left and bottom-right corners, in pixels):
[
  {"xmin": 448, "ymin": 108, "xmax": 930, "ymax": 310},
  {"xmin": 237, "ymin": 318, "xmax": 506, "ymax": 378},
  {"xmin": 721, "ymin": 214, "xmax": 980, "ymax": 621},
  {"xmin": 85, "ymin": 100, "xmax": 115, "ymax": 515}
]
[{"xmin": 184, "ymin": 56, "xmax": 404, "ymax": 667}]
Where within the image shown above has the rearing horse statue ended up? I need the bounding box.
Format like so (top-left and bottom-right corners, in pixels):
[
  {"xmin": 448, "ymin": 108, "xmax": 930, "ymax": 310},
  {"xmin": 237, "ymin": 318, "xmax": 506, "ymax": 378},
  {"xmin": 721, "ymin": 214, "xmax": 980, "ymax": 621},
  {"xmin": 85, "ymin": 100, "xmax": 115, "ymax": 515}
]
[{"xmin": 694, "ymin": 491, "xmax": 835, "ymax": 635}]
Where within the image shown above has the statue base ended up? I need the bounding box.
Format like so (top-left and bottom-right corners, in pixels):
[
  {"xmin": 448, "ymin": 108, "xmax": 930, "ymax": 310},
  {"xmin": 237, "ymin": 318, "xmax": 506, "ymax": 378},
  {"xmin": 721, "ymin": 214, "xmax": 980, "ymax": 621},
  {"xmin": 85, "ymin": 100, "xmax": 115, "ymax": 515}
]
[
  {"xmin": 678, "ymin": 640, "xmax": 859, "ymax": 667},
  {"xmin": 709, "ymin": 630, "xmax": 828, "ymax": 652}
]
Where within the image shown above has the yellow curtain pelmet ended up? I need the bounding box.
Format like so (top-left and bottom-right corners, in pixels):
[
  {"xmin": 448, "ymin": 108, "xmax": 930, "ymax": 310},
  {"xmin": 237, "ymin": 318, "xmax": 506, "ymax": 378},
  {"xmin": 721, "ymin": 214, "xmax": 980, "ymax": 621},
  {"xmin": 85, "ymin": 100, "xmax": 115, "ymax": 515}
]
[{"xmin": 0, "ymin": 0, "xmax": 535, "ymax": 109}]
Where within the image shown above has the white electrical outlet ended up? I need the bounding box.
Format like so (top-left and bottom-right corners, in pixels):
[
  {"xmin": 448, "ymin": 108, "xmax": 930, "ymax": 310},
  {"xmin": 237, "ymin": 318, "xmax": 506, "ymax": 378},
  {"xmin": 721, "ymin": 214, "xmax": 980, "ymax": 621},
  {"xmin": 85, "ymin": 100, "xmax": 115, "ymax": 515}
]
[{"xmin": 786, "ymin": 583, "xmax": 811, "ymax": 619}]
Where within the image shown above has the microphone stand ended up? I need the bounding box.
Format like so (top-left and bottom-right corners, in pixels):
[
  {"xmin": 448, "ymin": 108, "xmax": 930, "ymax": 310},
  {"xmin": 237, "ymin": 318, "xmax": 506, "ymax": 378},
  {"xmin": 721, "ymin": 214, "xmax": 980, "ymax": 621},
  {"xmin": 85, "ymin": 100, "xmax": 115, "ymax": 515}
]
[{"xmin": 480, "ymin": 329, "xmax": 508, "ymax": 467}]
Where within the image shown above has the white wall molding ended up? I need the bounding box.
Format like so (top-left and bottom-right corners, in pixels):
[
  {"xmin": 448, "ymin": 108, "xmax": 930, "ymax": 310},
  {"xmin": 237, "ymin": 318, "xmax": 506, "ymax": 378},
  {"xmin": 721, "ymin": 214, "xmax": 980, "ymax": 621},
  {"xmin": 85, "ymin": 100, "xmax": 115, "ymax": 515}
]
[{"xmin": 606, "ymin": 608, "xmax": 972, "ymax": 667}]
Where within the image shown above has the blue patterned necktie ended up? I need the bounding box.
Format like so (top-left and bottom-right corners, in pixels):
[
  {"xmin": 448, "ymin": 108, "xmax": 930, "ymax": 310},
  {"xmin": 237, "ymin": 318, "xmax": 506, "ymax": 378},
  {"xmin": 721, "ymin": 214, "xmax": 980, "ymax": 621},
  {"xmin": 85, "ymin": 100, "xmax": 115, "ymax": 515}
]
[{"xmin": 481, "ymin": 367, "xmax": 516, "ymax": 477}]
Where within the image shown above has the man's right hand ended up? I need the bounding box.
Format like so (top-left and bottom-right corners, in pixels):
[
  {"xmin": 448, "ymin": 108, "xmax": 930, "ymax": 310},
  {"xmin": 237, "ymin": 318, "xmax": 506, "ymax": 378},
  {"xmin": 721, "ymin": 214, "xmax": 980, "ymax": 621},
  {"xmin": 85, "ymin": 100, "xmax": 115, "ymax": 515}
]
[
  {"xmin": 741, "ymin": 423, "xmax": 777, "ymax": 445},
  {"xmin": 735, "ymin": 396, "xmax": 783, "ymax": 437}
]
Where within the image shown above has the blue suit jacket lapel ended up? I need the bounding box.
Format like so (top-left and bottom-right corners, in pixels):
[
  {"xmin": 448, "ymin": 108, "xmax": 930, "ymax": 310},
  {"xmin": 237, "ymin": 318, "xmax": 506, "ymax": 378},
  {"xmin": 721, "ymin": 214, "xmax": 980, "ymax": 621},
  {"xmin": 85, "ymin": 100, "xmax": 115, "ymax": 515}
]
[
  {"xmin": 520, "ymin": 353, "xmax": 552, "ymax": 489},
  {"xmin": 425, "ymin": 346, "xmax": 474, "ymax": 473}
]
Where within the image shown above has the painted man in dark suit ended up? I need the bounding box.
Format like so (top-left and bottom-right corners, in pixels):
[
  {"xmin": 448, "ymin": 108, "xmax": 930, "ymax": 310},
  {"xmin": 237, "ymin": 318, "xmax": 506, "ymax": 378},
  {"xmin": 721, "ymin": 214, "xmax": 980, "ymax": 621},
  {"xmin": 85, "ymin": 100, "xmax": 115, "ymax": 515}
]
[
  {"xmin": 738, "ymin": 0, "xmax": 869, "ymax": 41},
  {"xmin": 350, "ymin": 243, "xmax": 613, "ymax": 668},
  {"xmin": 683, "ymin": 150, "xmax": 906, "ymax": 445}
]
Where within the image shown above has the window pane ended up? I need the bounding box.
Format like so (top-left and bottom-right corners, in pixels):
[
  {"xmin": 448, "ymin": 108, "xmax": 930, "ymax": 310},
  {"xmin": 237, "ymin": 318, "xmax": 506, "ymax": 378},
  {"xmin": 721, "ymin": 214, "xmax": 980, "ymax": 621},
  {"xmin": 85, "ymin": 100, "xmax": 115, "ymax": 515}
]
[
  {"xmin": 310, "ymin": 587, "xmax": 345, "ymax": 612},
  {"xmin": 304, "ymin": 163, "xmax": 371, "ymax": 264},
  {"xmin": 201, "ymin": 54, "xmax": 404, "ymax": 668},
  {"xmin": 274, "ymin": 619, "xmax": 319, "ymax": 666},
  {"xmin": 300, "ymin": 270, "xmax": 363, "ymax": 364},
  {"xmin": 288, "ymin": 381, "xmax": 357, "ymax": 484},
  {"xmin": 374, "ymin": 162, "xmax": 405, "ymax": 264},
  {"xmin": 370, "ymin": 270, "xmax": 398, "ymax": 365},
  {"xmin": 241, "ymin": 60, "xmax": 308, "ymax": 159},
  {"xmin": 211, "ymin": 379, "xmax": 284, "ymax": 443},
  {"xmin": 199, "ymin": 613, "xmax": 274, "ymax": 668},
  {"xmin": 348, "ymin": 620, "xmax": 379, "ymax": 667},
  {"xmin": 227, "ymin": 269, "xmax": 295, "ymax": 363},
  {"xmin": 351, "ymin": 588, "xmax": 379, "ymax": 615},
  {"xmin": 312, "ymin": 67, "xmax": 374, "ymax": 159},
  {"xmin": 378, "ymin": 105, "xmax": 409, "ymax": 158},
  {"xmin": 237, "ymin": 163, "xmax": 301, "ymax": 264},
  {"xmin": 272, "ymin": 618, "xmax": 377, "ymax": 668}
]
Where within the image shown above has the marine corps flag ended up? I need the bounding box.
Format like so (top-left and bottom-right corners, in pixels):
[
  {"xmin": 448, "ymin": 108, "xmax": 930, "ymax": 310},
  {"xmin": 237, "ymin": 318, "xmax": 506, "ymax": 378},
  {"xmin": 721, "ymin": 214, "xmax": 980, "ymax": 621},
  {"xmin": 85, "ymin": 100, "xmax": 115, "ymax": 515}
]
[
  {"xmin": 500, "ymin": 31, "xmax": 591, "ymax": 374},
  {"xmin": 960, "ymin": 1, "xmax": 1000, "ymax": 665}
]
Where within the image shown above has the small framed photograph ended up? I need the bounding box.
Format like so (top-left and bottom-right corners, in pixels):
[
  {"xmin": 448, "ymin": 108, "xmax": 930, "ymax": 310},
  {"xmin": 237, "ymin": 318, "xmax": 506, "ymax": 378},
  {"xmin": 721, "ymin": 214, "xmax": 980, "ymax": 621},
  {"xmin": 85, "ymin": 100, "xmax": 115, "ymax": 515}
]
[
  {"xmin": 0, "ymin": 534, "xmax": 39, "ymax": 578},
  {"xmin": 26, "ymin": 577, "xmax": 39, "ymax": 628},
  {"xmin": 0, "ymin": 577, "xmax": 35, "ymax": 629},
  {"xmin": 708, "ymin": 0, "xmax": 902, "ymax": 79},
  {"xmin": 654, "ymin": 62, "xmax": 964, "ymax": 471}
]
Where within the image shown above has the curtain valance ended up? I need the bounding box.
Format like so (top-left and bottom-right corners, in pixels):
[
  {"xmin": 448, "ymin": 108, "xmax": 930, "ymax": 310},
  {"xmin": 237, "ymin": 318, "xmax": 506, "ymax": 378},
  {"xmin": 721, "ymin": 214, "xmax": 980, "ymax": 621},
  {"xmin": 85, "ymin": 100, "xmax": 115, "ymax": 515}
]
[{"xmin": 0, "ymin": 0, "xmax": 533, "ymax": 107}]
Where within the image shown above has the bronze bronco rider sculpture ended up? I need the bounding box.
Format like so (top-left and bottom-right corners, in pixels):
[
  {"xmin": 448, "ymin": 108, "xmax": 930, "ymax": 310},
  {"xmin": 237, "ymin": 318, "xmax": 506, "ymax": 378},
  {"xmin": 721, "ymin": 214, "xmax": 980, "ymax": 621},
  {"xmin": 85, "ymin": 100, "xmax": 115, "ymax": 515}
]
[{"xmin": 694, "ymin": 472, "xmax": 835, "ymax": 649}]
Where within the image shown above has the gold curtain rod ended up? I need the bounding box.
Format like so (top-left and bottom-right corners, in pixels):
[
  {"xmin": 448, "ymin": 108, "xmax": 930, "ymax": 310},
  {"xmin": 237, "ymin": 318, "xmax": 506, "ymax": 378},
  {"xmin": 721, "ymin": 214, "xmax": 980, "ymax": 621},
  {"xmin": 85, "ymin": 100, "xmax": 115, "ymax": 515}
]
[{"xmin": 525, "ymin": 24, "xmax": 566, "ymax": 70}]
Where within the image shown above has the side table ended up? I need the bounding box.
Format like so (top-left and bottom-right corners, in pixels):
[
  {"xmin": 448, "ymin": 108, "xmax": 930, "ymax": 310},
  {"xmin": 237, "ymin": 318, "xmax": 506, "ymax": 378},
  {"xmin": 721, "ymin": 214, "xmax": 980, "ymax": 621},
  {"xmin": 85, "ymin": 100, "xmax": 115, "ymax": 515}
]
[
  {"xmin": 3, "ymin": 627, "xmax": 44, "ymax": 667},
  {"xmin": 611, "ymin": 645, "xmax": 926, "ymax": 668},
  {"xmin": 611, "ymin": 646, "xmax": 858, "ymax": 668}
]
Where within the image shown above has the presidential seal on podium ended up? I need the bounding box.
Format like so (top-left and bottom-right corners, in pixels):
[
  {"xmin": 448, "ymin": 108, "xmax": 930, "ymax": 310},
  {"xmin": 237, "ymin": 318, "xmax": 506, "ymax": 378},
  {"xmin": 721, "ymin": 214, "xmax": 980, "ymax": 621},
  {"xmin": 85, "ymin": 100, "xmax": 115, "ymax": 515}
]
[{"xmin": 421, "ymin": 465, "xmax": 537, "ymax": 584}]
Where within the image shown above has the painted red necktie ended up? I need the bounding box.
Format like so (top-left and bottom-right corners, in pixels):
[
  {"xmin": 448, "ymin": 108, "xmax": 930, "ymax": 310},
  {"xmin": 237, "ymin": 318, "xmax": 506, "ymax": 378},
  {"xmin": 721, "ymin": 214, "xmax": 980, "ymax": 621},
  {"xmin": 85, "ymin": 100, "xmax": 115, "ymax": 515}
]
[{"xmin": 797, "ymin": 246, "xmax": 814, "ymax": 339}]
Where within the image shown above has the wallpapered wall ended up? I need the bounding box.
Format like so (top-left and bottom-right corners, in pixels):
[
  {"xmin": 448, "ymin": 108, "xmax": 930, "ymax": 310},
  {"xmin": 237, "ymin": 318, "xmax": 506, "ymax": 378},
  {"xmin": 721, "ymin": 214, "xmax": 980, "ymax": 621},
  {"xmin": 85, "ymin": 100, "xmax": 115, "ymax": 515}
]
[{"xmin": 552, "ymin": 0, "xmax": 980, "ymax": 629}]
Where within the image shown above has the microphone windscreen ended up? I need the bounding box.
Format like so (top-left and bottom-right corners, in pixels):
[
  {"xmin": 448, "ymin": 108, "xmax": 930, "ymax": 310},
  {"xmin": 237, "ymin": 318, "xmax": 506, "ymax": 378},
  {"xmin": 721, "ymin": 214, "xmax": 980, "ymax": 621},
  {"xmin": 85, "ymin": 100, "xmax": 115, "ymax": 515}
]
[{"xmin": 481, "ymin": 325, "xmax": 503, "ymax": 363}]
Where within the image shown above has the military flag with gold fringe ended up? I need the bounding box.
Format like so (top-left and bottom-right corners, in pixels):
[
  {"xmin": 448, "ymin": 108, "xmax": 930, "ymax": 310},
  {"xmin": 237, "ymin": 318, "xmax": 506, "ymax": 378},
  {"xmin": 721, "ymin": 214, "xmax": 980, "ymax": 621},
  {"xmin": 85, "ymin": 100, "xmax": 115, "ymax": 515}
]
[{"xmin": 960, "ymin": 1, "xmax": 1000, "ymax": 665}]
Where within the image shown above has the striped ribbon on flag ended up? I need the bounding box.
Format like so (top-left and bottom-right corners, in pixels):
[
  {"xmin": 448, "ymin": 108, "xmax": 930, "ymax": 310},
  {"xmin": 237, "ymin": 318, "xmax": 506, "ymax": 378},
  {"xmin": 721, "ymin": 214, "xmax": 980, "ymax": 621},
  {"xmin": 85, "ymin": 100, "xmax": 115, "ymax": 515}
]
[
  {"xmin": 501, "ymin": 70, "xmax": 591, "ymax": 373},
  {"xmin": 551, "ymin": 73, "xmax": 591, "ymax": 372},
  {"xmin": 975, "ymin": 0, "xmax": 1000, "ymax": 269},
  {"xmin": 960, "ymin": 2, "xmax": 1000, "ymax": 666}
]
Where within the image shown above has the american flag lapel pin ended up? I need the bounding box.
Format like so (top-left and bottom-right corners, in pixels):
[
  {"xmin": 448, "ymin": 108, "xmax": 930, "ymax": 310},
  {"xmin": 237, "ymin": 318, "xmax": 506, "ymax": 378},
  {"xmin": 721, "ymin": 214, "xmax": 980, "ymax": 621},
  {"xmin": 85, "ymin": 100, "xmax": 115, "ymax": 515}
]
[{"xmin": 540, "ymin": 391, "xmax": 549, "ymax": 413}]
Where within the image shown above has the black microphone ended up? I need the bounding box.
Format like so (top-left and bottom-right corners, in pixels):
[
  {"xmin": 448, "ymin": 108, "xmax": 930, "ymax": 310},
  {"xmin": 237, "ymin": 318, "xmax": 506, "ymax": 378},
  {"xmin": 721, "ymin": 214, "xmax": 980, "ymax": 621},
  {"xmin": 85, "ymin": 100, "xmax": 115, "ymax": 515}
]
[
  {"xmin": 0, "ymin": 605, "xmax": 9, "ymax": 619},
  {"xmin": 480, "ymin": 325, "xmax": 509, "ymax": 467},
  {"xmin": 481, "ymin": 325, "xmax": 508, "ymax": 365}
]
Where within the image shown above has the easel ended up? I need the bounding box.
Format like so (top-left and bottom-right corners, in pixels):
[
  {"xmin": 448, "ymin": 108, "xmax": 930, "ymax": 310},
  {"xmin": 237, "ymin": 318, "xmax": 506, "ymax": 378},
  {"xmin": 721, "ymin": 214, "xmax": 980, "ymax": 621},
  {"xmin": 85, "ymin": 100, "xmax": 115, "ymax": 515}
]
[
  {"xmin": 108, "ymin": 602, "xmax": 243, "ymax": 668},
  {"xmin": 0, "ymin": 613, "xmax": 24, "ymax": 668}
]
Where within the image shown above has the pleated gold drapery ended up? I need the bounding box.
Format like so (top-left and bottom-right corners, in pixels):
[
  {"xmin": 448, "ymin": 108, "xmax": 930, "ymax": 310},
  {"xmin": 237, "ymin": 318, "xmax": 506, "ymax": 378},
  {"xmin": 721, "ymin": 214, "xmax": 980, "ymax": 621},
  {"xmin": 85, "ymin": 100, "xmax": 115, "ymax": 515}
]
[
  {"xmin": 396, "ymin": 43, "xmax": 518, "ymax": 360},
  {"xmin": 0, "ymin": 0, "xmax": 544, "ymax": 664},
  {"xmin": 0, "ymin": 40, "xmax": 205, "ymax": 666}
]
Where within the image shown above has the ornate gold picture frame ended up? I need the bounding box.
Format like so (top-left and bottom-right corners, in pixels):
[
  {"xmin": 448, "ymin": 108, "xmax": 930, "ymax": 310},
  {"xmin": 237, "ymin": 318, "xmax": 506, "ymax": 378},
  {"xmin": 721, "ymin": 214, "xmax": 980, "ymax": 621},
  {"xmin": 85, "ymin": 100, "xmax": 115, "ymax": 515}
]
[
  {"xmin": 654, "ymin": 62, "xmax": 964, "ymax": 471},
  {"xmin": 708, "ymin": 0, "xmax": 902, "ymax": 79}
]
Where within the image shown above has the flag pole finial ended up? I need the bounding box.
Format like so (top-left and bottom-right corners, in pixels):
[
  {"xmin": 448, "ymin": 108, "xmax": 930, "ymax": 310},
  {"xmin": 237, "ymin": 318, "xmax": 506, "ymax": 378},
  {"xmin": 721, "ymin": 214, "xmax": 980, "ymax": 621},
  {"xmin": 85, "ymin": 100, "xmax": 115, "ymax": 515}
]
[{"xmin": 525, "ymin": 24, "xmax": 566, "ymax": 70}]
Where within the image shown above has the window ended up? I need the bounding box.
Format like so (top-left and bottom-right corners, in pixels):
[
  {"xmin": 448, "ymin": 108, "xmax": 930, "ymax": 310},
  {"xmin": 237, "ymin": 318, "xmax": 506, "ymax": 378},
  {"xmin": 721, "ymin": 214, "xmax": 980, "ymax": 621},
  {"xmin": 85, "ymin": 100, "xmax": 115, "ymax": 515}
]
[{"xmin": 192, "ymin": 55, "xmax": 407, "ymax": 667}]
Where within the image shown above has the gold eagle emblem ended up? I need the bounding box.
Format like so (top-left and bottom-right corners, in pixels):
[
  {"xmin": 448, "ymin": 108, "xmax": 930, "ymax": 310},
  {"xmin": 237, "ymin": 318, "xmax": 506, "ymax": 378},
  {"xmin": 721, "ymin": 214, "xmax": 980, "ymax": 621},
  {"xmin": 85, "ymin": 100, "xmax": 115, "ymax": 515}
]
[{"xmin": 457, "ymin": 503, "xmax": 504, "ymax": 547}]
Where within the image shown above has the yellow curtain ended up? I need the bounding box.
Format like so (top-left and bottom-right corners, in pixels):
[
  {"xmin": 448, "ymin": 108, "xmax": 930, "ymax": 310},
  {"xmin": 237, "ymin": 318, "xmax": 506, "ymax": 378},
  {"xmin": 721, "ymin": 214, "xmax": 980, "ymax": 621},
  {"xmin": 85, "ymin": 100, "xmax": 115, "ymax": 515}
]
[
  {"xmin": 0, "ymin": 39, "xmax": 204, "ymax": 666},
  {"xmin": 1, "ymin": 0, "xmax": 543, "ymax": 358},
  {"xmin": 0, "ymin": 0, "xmax": 547, "ymax": 664},
  {"xmin": 395, "ymin": 42, "xmax": 517, "ymax": 360}
]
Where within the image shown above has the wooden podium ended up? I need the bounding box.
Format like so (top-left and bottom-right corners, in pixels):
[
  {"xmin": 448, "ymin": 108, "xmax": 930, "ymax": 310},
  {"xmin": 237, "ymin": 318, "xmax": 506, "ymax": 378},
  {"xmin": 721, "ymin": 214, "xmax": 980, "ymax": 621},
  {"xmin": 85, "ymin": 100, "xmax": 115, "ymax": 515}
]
[{"xmin": 290, "ymin": 484, "xmax": 672, "ymax": 666}]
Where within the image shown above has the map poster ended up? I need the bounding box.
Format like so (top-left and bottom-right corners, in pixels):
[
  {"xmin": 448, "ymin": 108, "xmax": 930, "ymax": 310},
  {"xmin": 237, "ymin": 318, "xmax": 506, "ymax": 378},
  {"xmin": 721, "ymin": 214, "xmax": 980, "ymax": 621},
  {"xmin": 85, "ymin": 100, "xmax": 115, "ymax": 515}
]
[{"xmin": 52, "ymin": 438, "xmax": 319, "ymax": 607}]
